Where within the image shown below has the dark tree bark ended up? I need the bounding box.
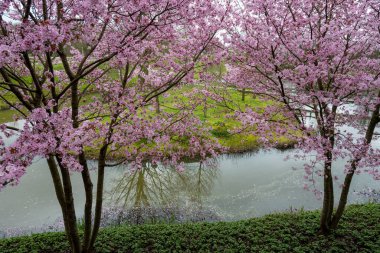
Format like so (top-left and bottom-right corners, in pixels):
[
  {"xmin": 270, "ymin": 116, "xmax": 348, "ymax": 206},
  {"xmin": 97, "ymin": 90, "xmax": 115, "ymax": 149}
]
[
  {"xmin": 319, "ymin": 154, "xmax": 334, "ymax": 234},
  {"xmin": 155, "ymin": 95, "xmax": 161, "ymax": 114},
  {"xmin": 88, "ymin": 145, "xmax": 108, "ymax": 252},
  {"xmin": 331, "ymin": 94, "xmax": 380, "ymax": 229},
  {"xmin": 241, "ymin": 88, "xmax": 246, "ymax": 101}
]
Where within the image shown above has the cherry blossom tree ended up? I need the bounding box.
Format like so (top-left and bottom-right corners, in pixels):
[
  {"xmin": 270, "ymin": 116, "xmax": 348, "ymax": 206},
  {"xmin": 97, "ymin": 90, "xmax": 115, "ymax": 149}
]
[
  {"xmin": 227, "ymin": 0, "xmax": 380, "ymax": 234},
  {"xmin": 0, "ymin": 1, "xmax": 227, "ymax": 252}
]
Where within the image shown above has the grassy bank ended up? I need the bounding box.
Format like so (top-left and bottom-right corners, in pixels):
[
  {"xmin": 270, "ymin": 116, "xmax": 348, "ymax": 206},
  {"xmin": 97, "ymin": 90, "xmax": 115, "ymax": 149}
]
[
  {"xmin": 0, "ymin": 85, "xmax": 297, "ymax": 154},
  {"xmin": 1, "ymin": 204, "xmax": 379, "ymax": 252}
]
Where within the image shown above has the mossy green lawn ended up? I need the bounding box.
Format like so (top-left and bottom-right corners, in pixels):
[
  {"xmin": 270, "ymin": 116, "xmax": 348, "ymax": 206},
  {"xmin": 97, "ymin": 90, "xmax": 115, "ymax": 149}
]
[
  {"xmin": 0, "ymin": 83, "xmax": 296, "ymax": 154},
  {"xmin": 157, "ymin": 85, "xmax": 272, "ymax": 152},
  {"xmin": 1, "ymin": 204, "xmax": 379, "ymax": 253}
]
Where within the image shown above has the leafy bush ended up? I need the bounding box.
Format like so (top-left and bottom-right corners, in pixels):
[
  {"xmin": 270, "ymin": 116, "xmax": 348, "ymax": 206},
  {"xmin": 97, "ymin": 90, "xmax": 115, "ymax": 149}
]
[
  {"xmin": 211, "ymin": 122, "xmax": 231, "ymax": 138},
  {"xmin": 0, "ymin": 204, "xmax": 379, "ymax": 253}
]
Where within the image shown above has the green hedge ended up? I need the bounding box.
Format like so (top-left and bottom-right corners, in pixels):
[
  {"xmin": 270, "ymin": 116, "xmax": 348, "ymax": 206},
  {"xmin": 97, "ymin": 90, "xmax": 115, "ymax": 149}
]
[{"xmin": 1, "ymin": 204, "xmax": 379, "ymax": 253}]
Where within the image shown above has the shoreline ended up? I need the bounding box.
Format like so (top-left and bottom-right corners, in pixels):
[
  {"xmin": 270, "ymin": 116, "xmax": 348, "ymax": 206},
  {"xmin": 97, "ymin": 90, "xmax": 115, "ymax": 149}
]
[{"xmin": 84, "ymin": 138, "xmax": 298, "ymax": 161}]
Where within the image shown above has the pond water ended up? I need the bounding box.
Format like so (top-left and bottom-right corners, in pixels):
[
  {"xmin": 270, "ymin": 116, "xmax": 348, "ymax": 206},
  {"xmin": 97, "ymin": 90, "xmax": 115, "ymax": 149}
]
[{"xmin": 0, "ymin": 120, "xmax": 379, "ymax": 231}]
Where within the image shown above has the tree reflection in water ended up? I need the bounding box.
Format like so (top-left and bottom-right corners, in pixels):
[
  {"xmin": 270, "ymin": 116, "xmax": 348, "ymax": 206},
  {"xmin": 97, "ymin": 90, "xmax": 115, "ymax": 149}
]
[
  {"xmin": 106, "ymin": 160, "xmax": 220, "ymax": 224},
  {"xmin": 181, "ymin": 161, "xmax": 220, "ymax": 209}
]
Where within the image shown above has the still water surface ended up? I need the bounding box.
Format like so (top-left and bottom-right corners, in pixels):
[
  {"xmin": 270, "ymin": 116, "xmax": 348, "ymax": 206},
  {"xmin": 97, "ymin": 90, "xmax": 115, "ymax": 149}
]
[{"xmin": 0, "ymin": 121, "xmax": 379, "ymax": 230}]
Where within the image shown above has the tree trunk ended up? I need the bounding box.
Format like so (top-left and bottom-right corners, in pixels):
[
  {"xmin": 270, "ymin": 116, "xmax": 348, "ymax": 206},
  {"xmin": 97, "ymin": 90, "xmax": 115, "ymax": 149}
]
[
  {"xmin": 47, "ymin": 155, "xmax": 82, "ymax": 253},
  {"xmin": 79, "ymin": 153, "xmax": 93, "ymax": 252},
  {"xmin": 203, "ymin": 96, "xmax": 208, "ymax": 119},
  {"xmin": 331, "ymin": 95, "xmax": 380, "ymax": 229},
  {"xmin": 88, "ymin": 146, "xmax": 107, "ymax": 252},
  {"xmin": 203, "ymin": 105, "xmax": 207, "ymax": 118},
  {"xmin": 155, "ymin": 96, "xmax": 160, "ymax": 114},
  {"xmin": 241, "ymin": 88, "xmax": 246, "ymax": 101},
  {"xmin": 56, "ymin": 157, "xmax": 82, "ymax": 253},
  {"xmin": 330, "ymin": 167, "xmax": 354, "ymax": 229},
  {"xmin": 319, "ymin": 157, "xmax": 334, "ymax": 234},
  {"xmin": 46, "ymin": 156, "xmax": 74, "ymax": 249}
]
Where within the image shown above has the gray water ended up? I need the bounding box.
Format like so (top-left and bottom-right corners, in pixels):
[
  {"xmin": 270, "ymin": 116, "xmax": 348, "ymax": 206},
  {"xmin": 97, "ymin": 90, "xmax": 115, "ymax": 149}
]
[{"xmin": 0, "ymin": 120, "xmax": 379, "ymax": 231}]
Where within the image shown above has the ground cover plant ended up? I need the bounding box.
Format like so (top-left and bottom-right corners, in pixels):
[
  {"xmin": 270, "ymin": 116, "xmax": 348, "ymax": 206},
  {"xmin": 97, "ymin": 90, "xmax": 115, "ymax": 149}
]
[{"xmin": 0, "ymin": 204, "xmax": 379, "ymax": 253}]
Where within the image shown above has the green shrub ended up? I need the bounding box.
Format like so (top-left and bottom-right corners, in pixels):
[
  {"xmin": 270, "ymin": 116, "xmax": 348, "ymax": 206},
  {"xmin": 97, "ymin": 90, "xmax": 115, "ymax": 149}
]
[
  {"xmin": 0, "ymin": 204, "xmax": 379, "ymax": 253},
  {"xmin": 211, "ymin": 122, "xmax": 231, "ymax": 138}
]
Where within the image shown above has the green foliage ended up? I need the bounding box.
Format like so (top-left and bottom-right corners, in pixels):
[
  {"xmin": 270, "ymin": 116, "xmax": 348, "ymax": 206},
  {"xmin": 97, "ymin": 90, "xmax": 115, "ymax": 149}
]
[
  {"xmin": 210, "ymin": 122, "xmax": 231, "ymax": 138},
  {"xmin": 1, "ymin": 204, "xmax": 379, "ymax": 253}
]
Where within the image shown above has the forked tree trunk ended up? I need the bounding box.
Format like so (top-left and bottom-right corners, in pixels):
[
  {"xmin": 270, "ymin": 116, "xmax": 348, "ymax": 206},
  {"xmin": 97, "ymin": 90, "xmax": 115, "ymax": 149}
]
[
  {"xmin": 316, "ymin": 103, "xmax": 337, "ymax": 235},
  {"xmin": 46, "ymin": 156, "xmax": 74, "ymax": 248},
  {"xmin": 57, "ymin": 157, "xmax": 81, "ymax": 253},
  {"xmin": 47, "ymin": 150, "xmax": 108, "ymax": 253},
  {"xmin": 46, "ymin": 156, "xmax": 82, "ymax": 253}
]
